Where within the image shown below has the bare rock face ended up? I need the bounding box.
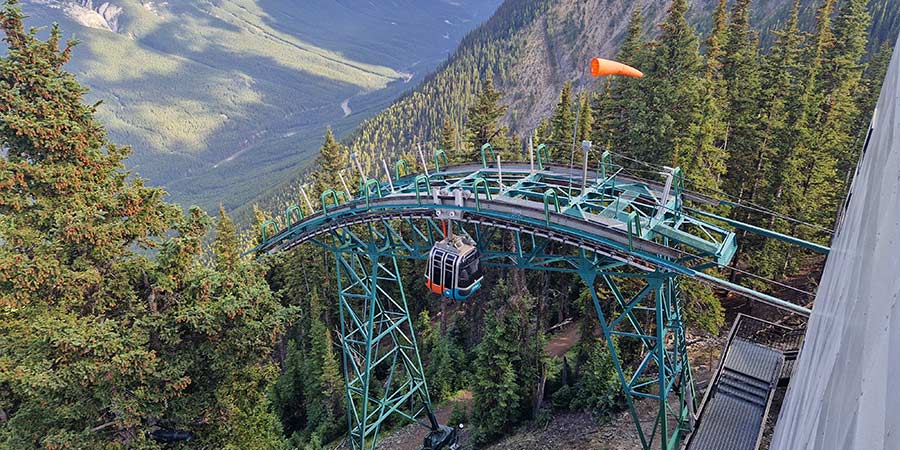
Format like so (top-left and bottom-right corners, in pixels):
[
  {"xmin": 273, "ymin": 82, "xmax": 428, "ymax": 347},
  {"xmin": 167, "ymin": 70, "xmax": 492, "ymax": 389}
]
[{"xmin": 30, "ymin": 0, "xmax": 124, "ymax": 32}]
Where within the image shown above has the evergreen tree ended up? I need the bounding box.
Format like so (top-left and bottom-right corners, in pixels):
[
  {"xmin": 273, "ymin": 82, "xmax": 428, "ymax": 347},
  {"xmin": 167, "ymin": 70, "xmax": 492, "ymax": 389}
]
[
  {"xmin": 819, "ymin": 0, "xmax": 871, "ymax": 198},
  {"xmin": 271, "ymin": 340, "xmax": 309, "ymax": 442},
  {"xmin": 639, "ymin": 0, "xmax": 706, "ymax": 167},
  {"xmin": 576, "ymin": 91, "xmax": 593, "ymax": 143},
  {"xmin": 0, "ymin": 4, "xmax": 293, "ymax": 447},
  {"xmin": 549, "ymin": 81, "xmax": 575, "ymax": 159},
  {"xmin": 464, "ymin": 72, "xmax": 510, "ymax": 161},
  {"xmin": 426, "ymin": 336, "xmax": 464, "ymax": 402},
  {"xmin": 682, "ymin": 279, "xmax": 725, "ymax": 334},
  {"xmin": 471, "ymin": 308, "xmax": 523, "ymax": 445},
  {"xmin": 752, "ymin": 0, "xmax": 810, "ymax": 277},
  {"xmin": 595, "ymin": 7, "xmax": 647, "ymax": 157},
  {"xmin": 440, "ymin": 119, "xmax": 462, "ymax": 162},
  {"xmin": 312, "ymin": 127, "xmax": 348, "ymax": 198},
  {"xmin": 678, "ymin": 0, "xmax": 729, "ymax": 194},
  {"xmin": 214, "ymin": 206, "xmax": 241, "ymax": 272},
  {"xmin": 852, "ymin": 42, "xmax": 893, "ymax": 152},
  {"xmin": 721, "ymin": 0, "xmax": 766, "ymax": 209},
  {"xmin": 704, "ymin": 0, "xmax": 729, "ymax": 83},
  {"xmin": 301, "ymin": 290, "xmax": 344, "ymax": 440},
  {"xmin": 570, "ymin": 339, "xmax": 624, "ymax": 415},
  {"xmin": 470, "ymin": 280, "xmax": 543, "ymax": 446}
]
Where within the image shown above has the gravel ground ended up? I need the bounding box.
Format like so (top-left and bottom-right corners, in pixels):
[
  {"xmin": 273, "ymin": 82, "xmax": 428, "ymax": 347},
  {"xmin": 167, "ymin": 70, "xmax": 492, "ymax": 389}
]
[{"xmin": 373, "ymin": 330, "xmax": 727, "ymax": 450}]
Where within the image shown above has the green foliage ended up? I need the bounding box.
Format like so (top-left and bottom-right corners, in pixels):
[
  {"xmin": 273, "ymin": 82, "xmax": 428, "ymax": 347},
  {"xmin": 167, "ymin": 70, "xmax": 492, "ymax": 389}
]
[
  {"xmin": 577, "ymin": 91, "xmax": 593, "ymax": 143},
  {"xmin": 301, "ymin": 434, "xmax": 325, "ymax": 450},
  {"xmin": 0, "ymin": 4, "xmax": 295, "ymax": 448},
  {"xmin": 441, "ymin": 119, "xmax": 462, "ymax": 163},
  {"xmin": 311, "ymin": 127, "xmax": 349, "ymax": 199},
  {"xmin": 426, "ymin": 335, "xmax": 466, "ymax": 403},
  {"xmin": 471, "ymin": 308, "xmax": 524, "ymax": 445},
  {"xmin": 570, "ymin": 340, "xmax": 625, "ymax": 416},
  {"xmin": 214, "ymin": 206, "xmax": 241, "ymax": 272},
  {"xmin": 594, "ymin": 6, "xmax": 647, "ymax": 155},
  {"xmin": 301, "ymin": 291, "xmax": 344, "ymax": 440},
  {"xmin": 470, "ymin": 279, "xmax": 546, "ymax": 447},
  {"xmin": 550, "ymin": 384, "xmax": 575, "ymax": 410},
  {"xmin": 465, "ymin": 72, "xmax": 514, "ymax": 160},
  {"xmin": 270, "ymin": 287, "xmax": 344, "ymax": 446},
  {"xmin": 448, "ymin": 401, "xmax": 469, "ymax": 427},
  {"xmin": 682, "ymin": 279, "xmax": 725, "ymax": 335},
  {"xmin": 548, "ymin": 81, "xmax": 575, "ymax": 157}
]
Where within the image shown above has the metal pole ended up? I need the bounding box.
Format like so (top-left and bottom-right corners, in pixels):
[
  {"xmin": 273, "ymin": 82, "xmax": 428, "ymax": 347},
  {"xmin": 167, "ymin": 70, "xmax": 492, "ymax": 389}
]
[
  {"xmin": 581, "ymin": 140, "xmax": 592, "ymax": 192},
  {"xmin": 350, "ymin": 152, "xmax": 366, "ymax": 183},
  {"xmin": 338, "ymin": 170, "xmax": 352, "ymax": 197},
  {"xmin": 529, "ymin": 135, "xmax": 535, "ymax": 172},
  {"xmin": 497, "ymin": 155, "xmax": 504, "ymax": 189},
  {"xmin": 298, "ymin": 184, "xmax": 315, "ymax": 213},
  {"xmin": 382, "ymin": 159, "xmax": 395, "ymax": 193},
  {"xmin": 417, "ymin": 143, "xmax": 430, "ymax": 178}
]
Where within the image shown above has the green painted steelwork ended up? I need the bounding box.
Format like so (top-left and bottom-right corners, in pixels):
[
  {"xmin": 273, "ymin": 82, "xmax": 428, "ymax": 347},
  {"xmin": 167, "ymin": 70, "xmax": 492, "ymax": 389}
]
[
  {"xmin": 433, "ymin": 150, "xmax": 449, "ymax": 172},
  {"xmin": 688, "ymin": 207, "xmax": 830, "ymax": 254},
  {"xmin": 413, "ymin": 174, "xmax": 431, "ymax": 204},
  {"xmin": 285, "ymin": 205, "xmax": 303, "ymax": 225},
  {"xmin": 321, "ymin": 189, "xmax": 345, "ymax": 216},
  {"xmin": 260, "ymin": 220, "xmax": 279, "ymax": 243},
  {"xmin": 600, "ymin": 150, "xmax": 611, "ymax": 179},
  {"xmin": 395, "ymin": 159, "xmax": 411, "ymax": 180},
  {"xmin": 253, "ymin": 156, "xmax": 816, "ymax": 450},
  {"xmin": 536, "ymin": 143, "xmax": 549, "ymax": 170},
  {"xmin": 543, "ymin": 188, "xmax": 560, "ymax": 224},
  {"xmin": 480, "ymin": 143, "xmax": 496, "ymax": 168},
  {"xmin": 472, "ymin": 177, "xmax": 492, "ymax": 211}
]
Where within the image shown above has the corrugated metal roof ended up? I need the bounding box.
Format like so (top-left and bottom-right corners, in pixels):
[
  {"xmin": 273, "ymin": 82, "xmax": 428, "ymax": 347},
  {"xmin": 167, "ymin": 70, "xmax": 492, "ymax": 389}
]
[{"xmin": 688, "ymin": 338, "xmax": 784, "ymax": 450}]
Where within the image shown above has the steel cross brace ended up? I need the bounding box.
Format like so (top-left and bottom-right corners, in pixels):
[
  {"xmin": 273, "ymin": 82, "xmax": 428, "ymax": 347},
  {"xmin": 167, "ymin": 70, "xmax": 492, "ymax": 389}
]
[
  {"xmin": 311, "ymin": 219, "xmax": 694, "ymax": 450},
  {"xmin": 327, "ymin": 224, "xmax": 439, "ymax": 450},
  {"xmin": 580, "ymin": 269, "xmax": 695, "ymax": 450}
]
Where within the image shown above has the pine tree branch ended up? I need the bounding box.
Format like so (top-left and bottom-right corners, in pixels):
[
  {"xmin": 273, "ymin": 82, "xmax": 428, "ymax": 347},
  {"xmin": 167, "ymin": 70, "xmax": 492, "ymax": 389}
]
[{"xmin": 91, "ymin": 421, "xmax": 117, "ymax": 432}]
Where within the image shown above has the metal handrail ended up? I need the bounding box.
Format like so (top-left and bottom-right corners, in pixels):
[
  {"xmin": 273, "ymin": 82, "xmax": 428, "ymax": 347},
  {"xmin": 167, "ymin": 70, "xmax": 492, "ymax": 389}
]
[
  {"xmin": 321, "ymin": 189, "xmax": 343, "ymax": 216},
  {"xmin": 543, "ymin": 189, "xmax": 560, "ymax": 224},
  {"xmin": 536, "ymin": 143, "xmax": 549, "ymax": 170},
  {"xmin": 433, "ymin": 150, "xmax": 449, "ymax": 172},
  {"xmin": 260, "ymin": 220, "xmax": 279, "ymax": 243},
  {"xmin": 472, "ymin": 177, "xmax": 492, "ymax": 211},
  {"xmin": 480, "ymin": 143, "xmax": 496, "ymax": 168},
  {"xmin": 285, "ymin": 205, "xmax": 303, "ymax": 225},
  {"xmin": 395, "ymin": 159, "xmax": 411, "ymax": 180},
  {"xmin": 413, "ymin": 174, "xmax": 431, "ymax": 205},
  {"xmin": 363, "ymin": 179, "xmax": 383, "ymax": 208}
]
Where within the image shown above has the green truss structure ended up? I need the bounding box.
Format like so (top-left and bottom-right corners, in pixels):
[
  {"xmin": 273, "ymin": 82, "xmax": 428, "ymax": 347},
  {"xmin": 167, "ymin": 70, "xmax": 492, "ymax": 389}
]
[{"xmin": 254, "ymin": 147, "xmax": 822, "ymax": 450}]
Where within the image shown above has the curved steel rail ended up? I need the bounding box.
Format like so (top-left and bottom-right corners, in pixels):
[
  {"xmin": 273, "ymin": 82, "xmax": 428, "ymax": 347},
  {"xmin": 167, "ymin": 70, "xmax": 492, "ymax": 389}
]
[{"xmin": 255, "ymin": 161, "xmax": 812, "ymax": 316}]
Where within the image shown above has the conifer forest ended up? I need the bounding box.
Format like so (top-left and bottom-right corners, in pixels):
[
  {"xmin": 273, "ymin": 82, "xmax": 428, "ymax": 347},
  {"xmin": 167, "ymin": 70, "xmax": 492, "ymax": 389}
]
[{"xmin": 1, "ymin": 0, "xmax": 898, "ymax": 449}]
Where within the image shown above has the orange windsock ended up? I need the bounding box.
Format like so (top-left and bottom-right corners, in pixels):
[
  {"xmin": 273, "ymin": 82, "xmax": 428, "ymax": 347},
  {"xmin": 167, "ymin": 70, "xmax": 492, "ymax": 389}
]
[{"xmin": 590, "ymin": 58, "xmax": 644, "ymax": 78}]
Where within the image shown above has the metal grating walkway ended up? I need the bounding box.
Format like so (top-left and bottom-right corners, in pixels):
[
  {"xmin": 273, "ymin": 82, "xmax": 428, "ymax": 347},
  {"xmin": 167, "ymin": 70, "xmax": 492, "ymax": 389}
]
[{"xmin": 687, "ymin": 318, "xmax": 789, "ymax": 450}]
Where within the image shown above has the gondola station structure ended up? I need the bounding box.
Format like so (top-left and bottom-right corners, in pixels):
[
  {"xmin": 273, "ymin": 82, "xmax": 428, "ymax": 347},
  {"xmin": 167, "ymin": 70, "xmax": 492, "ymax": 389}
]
[{"xmin": 253, "ymin": 37, "xmax": 900, "ymax": 450}]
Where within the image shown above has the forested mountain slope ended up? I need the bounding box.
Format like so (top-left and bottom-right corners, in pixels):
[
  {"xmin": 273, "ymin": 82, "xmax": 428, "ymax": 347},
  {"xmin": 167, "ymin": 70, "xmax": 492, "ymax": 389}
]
[
  {"xmin": 248, "ymin": 0, "xmax": 899, "ymax": 220},
  {"xmin": 9, "ymin": 0, "xmax": 502, "ymax": 210}
]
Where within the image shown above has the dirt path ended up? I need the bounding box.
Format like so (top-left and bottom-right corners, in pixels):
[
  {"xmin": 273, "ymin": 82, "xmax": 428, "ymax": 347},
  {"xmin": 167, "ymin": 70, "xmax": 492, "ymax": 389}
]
[
  {"xmin": 375, "ymin": 391, "xmax": 473, "ymax": 450},
  {"xmin": 545, "ymin": 321, "xmax": 582, "ymax": 358}
]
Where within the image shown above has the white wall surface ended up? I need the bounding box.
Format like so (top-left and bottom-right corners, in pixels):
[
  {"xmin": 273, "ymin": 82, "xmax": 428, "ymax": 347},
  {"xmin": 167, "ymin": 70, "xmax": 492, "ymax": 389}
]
[{"xmin": 770, "ymin": 35, "xmax": 900, "ymax": 450}]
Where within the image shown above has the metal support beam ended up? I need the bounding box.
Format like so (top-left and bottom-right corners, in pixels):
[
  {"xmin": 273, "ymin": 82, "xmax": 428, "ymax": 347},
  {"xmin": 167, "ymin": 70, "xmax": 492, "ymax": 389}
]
[
  {"xmin": 256, "ymin": 158, "xmax": 820, "ymax": 450},
  {"xmin": 581, "ymin": 269, "xmax": 695, "ymax": 450},
  {"xmin": 329, "ymin": 224, "xmax": 439, "ymax": 450}
]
